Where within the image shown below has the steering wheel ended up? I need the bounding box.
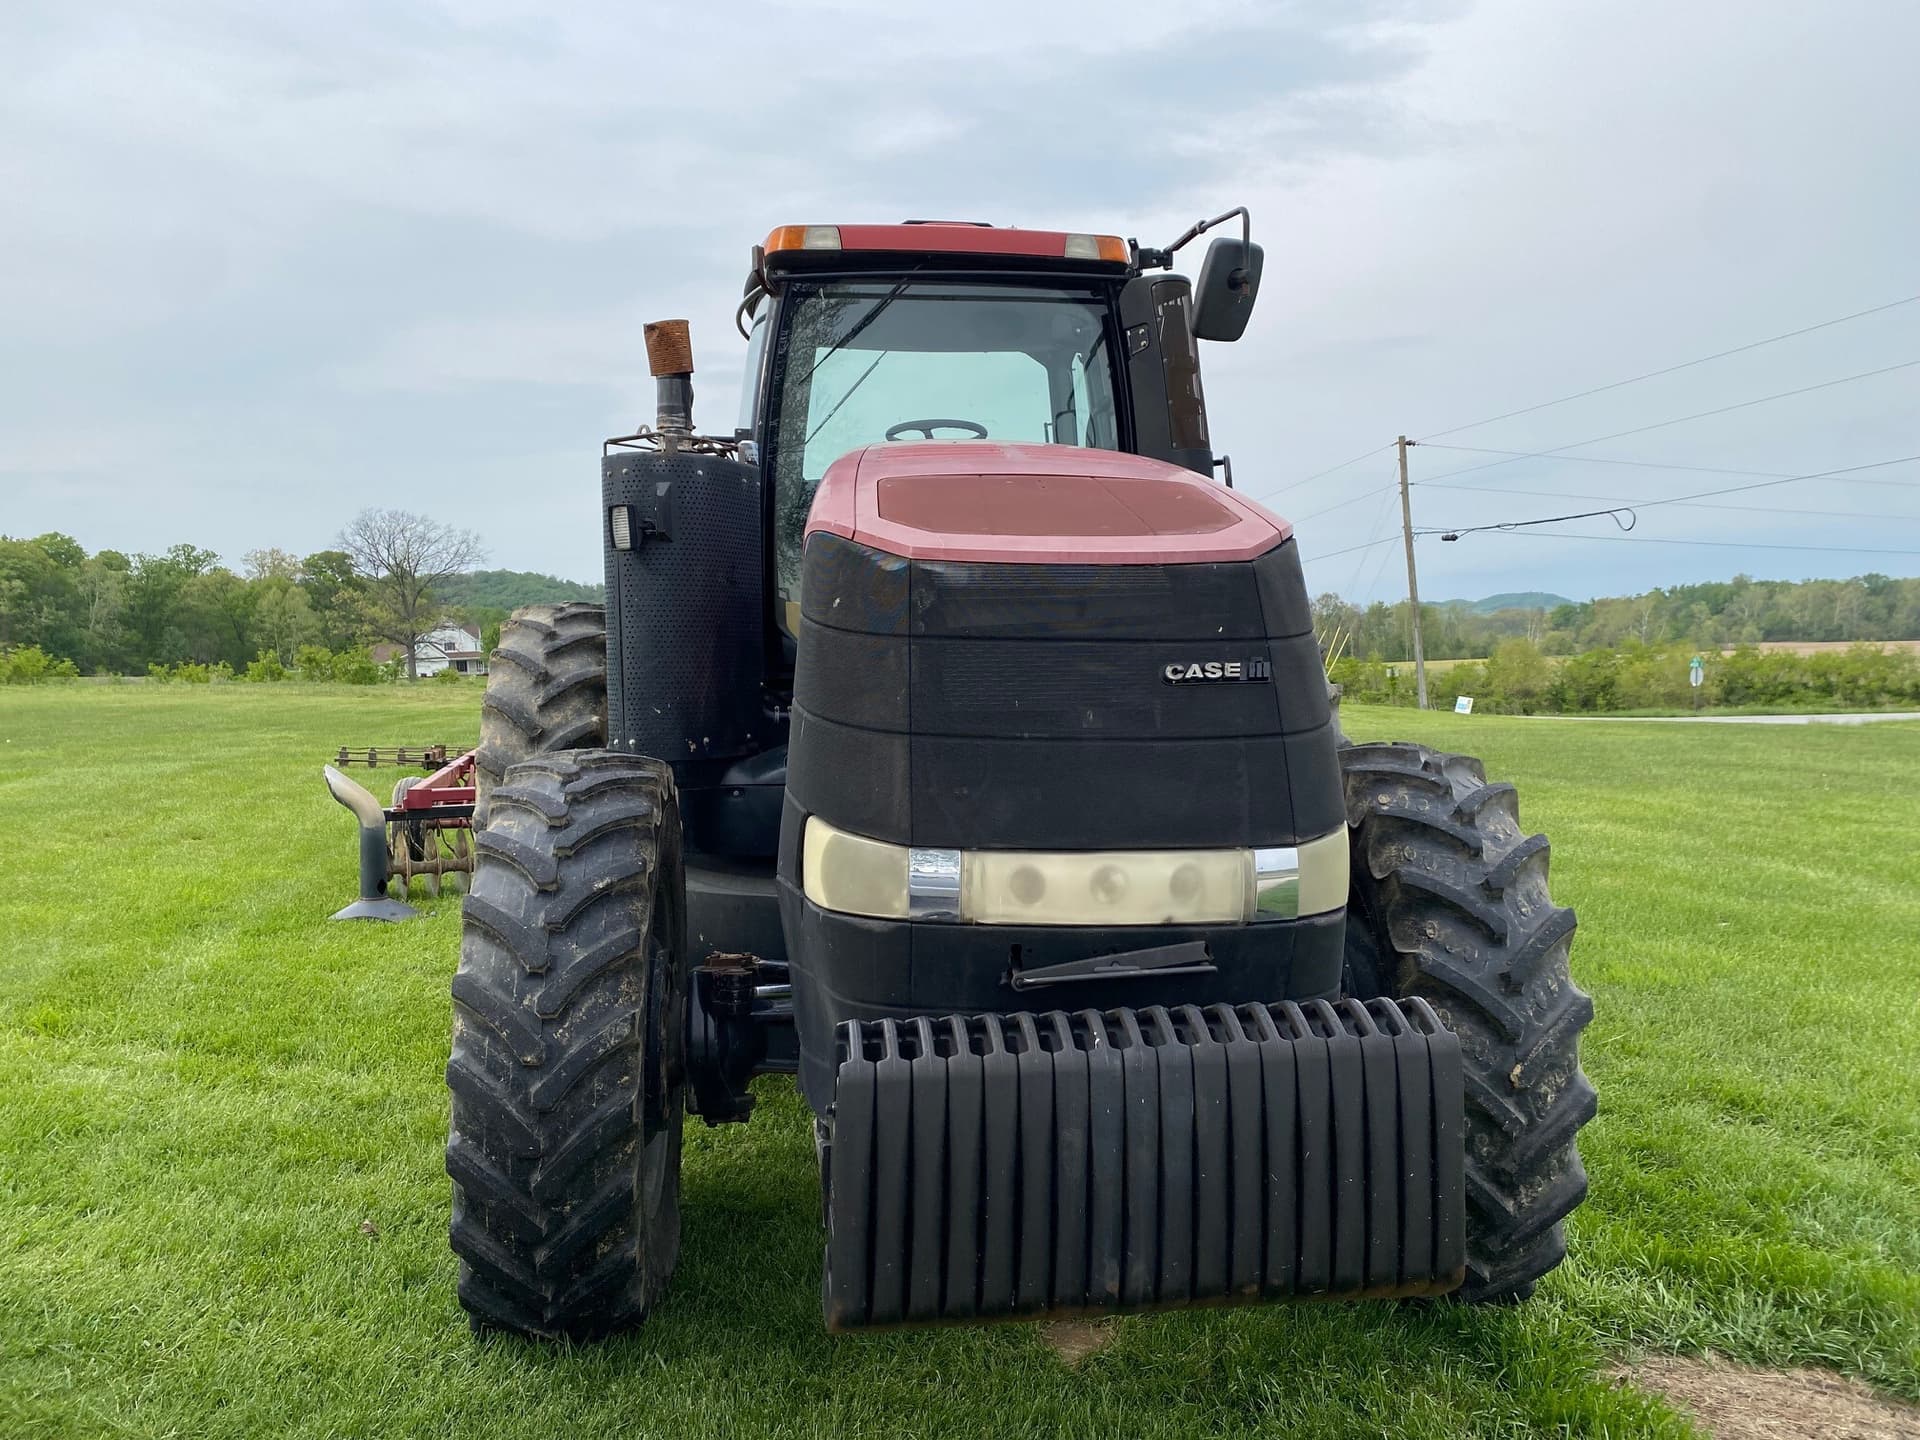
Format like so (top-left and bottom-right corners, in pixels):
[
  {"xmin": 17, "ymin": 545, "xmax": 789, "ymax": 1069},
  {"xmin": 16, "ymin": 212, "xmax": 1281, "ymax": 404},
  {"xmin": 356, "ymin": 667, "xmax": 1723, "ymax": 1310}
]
[{"xmin": 884, "ymin": 418, "xmax": 989, "ymax": 441}]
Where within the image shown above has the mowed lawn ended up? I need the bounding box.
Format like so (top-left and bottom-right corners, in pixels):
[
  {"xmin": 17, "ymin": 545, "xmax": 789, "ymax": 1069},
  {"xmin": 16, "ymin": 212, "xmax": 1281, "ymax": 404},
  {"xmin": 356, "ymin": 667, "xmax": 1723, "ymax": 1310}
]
[{"xmin": 1, "ymin": 686, "xmax": 1917, "ymax": 1439}]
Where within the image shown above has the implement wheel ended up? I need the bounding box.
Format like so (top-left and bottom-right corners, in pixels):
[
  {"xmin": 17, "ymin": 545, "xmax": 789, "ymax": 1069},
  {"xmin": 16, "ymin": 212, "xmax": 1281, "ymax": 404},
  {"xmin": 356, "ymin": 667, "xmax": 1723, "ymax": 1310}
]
[
  {"xmin": 1338, "ymin": 741, "xmax": 1595, "ymax": 1301},
  {"xmin": 474, "ymin": 603, "xmax": 607, "ymax": 828},
  {"xmin": 446, "ymin": 749, "xmax": 687, "ymax": 1339}
]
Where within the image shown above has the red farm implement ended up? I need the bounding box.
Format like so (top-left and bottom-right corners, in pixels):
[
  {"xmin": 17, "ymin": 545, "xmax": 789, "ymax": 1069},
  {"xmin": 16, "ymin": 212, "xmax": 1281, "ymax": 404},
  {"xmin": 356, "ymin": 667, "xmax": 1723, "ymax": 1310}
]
[{"xmin": 323, "ymin": 747, "xmax": 478, "ymax": 921}]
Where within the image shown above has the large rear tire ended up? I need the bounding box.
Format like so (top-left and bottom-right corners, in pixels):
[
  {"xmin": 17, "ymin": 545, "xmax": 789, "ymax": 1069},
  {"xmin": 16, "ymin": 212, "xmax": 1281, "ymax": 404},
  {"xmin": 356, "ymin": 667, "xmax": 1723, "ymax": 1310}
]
[
  {"xmin": 1338, "ymin": 741, "xmax": 1595, "ymax": 1301},
  {"xmin": 474, "ymin": 603, "xmax": 607, "ymax": 829},
  {"xmin": 446, "ymin": 749, "xmax": 688, "ymax": 1339}
]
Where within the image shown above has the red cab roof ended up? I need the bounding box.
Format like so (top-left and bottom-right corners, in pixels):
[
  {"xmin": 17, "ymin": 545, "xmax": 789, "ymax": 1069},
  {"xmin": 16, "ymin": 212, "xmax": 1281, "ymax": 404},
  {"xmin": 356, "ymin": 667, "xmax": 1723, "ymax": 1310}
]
[
  {"xmin": 763, "ymin": 224, "xmax": 1130, "ymax": 266},
  {"xmin": 806, "ymin": 442, "xmax": 1292, "ymax": 565}
]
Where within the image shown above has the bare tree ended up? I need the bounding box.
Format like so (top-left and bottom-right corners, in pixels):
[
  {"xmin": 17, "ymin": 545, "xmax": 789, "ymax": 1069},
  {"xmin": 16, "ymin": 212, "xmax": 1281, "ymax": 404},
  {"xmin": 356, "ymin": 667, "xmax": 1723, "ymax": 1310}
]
[
  {"xmin": 241, "ymin": 547, "xmax": 302, "ymax": 581},
  {"xmin": 338, "ymin": 509, "xmax": 485, "ymax": 678}
]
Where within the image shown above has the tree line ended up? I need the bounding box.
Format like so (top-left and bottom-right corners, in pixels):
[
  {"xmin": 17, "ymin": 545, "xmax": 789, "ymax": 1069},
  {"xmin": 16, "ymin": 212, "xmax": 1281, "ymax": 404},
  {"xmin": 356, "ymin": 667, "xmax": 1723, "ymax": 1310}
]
[
  {"xmin": 0, "ymin": 511, "xmax": 594, "ymax": 681},
  {"xmin": 1314, "ymin": 572, "xmax": 1920, "ymax": 664},
  {"xmin": 9, "ymin": 510, "xmax": 1919, "ymax": 710}
]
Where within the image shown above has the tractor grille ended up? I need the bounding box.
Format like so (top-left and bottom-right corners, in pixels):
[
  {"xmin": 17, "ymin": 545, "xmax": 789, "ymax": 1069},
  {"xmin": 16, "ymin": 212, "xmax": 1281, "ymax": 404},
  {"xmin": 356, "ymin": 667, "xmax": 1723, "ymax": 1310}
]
[{"xmin": 787, "ymin": 534, "xmax": 1343, "ymax": 850}]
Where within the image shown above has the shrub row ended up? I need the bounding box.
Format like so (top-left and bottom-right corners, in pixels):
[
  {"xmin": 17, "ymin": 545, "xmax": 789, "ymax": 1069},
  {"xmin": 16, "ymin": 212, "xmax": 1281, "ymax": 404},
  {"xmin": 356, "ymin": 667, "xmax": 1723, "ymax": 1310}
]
[
  {"xmin": 1331, "ymin": 639, "xmax": 1920, "ymax": 714},
  {"xmin": 143, "ymin": 646, "xmax": 408, "ymax": 685},
  {"xmin": 2, "ymin": 645, "xmax": 82, "ymax": 683}
]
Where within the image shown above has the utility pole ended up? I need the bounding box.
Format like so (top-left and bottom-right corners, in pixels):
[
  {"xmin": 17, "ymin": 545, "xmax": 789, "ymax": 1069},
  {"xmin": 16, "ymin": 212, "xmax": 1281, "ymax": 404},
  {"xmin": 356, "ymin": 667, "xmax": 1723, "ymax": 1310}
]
[{"xmin": 1397, "ymin": 435, "xmax": 1428, "ymax": 709}]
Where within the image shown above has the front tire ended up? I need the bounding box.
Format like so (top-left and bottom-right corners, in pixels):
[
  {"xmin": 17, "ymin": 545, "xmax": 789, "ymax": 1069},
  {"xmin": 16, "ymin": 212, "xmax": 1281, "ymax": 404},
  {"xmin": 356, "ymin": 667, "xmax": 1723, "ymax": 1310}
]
[
  {"xmin": 1338, "ymin": 741, "xmax": 1595, "ymax": 1301},
  {"xmin": 446, "ymin": 749, "xmax": 688, "ymax": 1339}
]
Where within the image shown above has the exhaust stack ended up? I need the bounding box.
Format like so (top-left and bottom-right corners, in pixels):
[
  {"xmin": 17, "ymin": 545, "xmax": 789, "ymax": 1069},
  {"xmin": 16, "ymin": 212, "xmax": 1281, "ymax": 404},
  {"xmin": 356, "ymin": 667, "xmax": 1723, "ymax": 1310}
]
[
  {"xmin": 645, "ymin": 318, "xmax": 695, "ymax": 449},
  {"xmin": 323, "ymin": 765, "xmax": 419, "ymax": 922}
]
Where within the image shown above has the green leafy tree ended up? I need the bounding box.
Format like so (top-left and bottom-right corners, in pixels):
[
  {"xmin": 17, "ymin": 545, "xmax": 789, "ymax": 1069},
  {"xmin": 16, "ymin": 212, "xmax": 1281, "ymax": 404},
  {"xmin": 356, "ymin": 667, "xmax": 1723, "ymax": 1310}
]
[
  {"xmin": 0, "ymin": 534, "xmax": 85, "ymax": 656},
  {"xmin": 124, "ymin": 544, "xmax": 218, "ymax": 664},
  {"xmin": 298, "ymin": 549, "xmax": 366, "ymax": 651},
  {"xmin": 177, "ymin": 569, "xmax": 257, "ymax": 669},
  {"xmin": 1484, "ymin": 639, "xmax": 1552, "ymax": 714},
  {"xmin": 252, "ymin": 582, "xmax": 317, "ymax": 664},
  {"xmin": 75, "ymin": 553, "xmax": 131, "ymax": 672}
]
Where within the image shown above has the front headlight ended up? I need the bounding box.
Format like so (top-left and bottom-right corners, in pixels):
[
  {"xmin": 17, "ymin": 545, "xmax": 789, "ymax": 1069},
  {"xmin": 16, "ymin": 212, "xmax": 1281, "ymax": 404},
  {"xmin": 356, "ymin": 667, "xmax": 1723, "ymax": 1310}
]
[
  {"xmin": 961, "ymin": 848, "xmax": 1251, "ymax": 926},
  {"xmin": 800, "ymin": 817, "xmax": 1349, "ymax": 926},
  {"xmin": 801, "ymin": 819, "xmax": 910, "ymax": 919}
]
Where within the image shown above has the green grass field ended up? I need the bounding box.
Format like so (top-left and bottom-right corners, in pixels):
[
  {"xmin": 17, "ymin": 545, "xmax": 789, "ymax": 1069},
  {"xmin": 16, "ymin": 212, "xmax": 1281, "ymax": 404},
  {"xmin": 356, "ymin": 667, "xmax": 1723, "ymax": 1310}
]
[{"xmin": 2, "ymin": 686, "xmax": 1917, "ymax": 1438}]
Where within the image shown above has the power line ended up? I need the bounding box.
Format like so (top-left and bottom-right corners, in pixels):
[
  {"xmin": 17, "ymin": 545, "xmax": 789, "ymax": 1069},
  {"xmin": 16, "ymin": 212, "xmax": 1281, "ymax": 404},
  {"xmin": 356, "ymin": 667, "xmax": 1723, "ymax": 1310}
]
[
  {"xmin": 1417, "ymin": 447, "xmax": 1920, "ymax": 490},
  {"xmin": 1617, "ymin": 453, "xmax": 1920, "ymax": 511},
  {"xmin": 1268, "ymin": 442, "xmax": 1396, "ymax": 499},
  {"xmin": 1355, "ymin": 526, "xmax": 1402, "ymax": 605},
  {"xmin": 1486, "ymin": 529, "xmax": 1920, "ymax": 558},
  {"xmin": 1324, "ymin": 488, "xmax": 1400, "ymax": 665},
  {"xmin": 1416, "ymin": 444, "xmax": 1809, "ymax": 480},
  {"xmin": 1415, "ymin": 360, "xmax": 1920, "ymax": 483},
  {"xmin": 1417, "ymin": 479, "xmax": 1919, "ymax": 524},
  {"xmin": 1418, "ymin": 454, "xmax": 1920, "ymax": 551},
  {"xmin": 1340, "ymin": 486, "xmax": 1402, "ymax": 598},
  {"xmin": 1305, "ymin": 535, "xmax": 1401, "ymax": 563},
  {"xmin": 1419, "ymin": 505, "xmax": 1638, "ymax": 541},
  {"xmin": 1415, "ymin": 293, "xmax": 1920, "ymax": 442},
  {"xmin": 1280, "ymin": 292, "xmax": 1920, "ymax": 501},
  {"xmin": 1293, "ymin": 481, "xmax": 1400, "ymax": 525}
]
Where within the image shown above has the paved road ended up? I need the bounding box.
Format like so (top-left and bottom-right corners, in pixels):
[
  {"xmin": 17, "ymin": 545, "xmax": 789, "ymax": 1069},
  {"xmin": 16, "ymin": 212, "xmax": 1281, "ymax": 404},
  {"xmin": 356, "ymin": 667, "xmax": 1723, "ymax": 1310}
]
[{"xmin": 1537, "ymin": 712, "xmax": 1920, "ymax": 726}]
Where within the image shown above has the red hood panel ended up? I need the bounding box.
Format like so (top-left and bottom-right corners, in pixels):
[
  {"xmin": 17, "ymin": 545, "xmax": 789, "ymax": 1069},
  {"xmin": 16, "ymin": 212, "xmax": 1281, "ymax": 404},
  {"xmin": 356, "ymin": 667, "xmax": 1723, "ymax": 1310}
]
[{"xmin": 806, "ymin": 442, "xmax": 1292, "ymax": 564}]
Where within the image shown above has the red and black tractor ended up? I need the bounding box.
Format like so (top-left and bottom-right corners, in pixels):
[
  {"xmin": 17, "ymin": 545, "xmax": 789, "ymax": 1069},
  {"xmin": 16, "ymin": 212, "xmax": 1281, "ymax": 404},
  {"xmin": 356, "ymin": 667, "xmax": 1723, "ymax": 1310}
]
[{"xmin": 445, "ymin": 211, "xmax": 1595, "ymax": 1338}]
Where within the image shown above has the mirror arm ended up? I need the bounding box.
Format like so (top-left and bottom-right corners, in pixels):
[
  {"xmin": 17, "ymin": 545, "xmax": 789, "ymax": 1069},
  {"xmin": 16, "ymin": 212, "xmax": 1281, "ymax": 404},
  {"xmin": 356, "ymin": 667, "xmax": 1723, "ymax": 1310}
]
[{"xmin": 1134, "ymin": 206, "xmax": 1252, "ymax": 272}]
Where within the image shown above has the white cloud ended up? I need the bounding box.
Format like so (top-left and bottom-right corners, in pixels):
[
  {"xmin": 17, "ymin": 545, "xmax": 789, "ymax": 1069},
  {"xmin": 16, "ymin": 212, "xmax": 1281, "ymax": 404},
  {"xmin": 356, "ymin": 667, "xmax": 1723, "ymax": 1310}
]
[{"xmin": 2, "ymin": 0, "xmax": 1915, "ymax": 595}]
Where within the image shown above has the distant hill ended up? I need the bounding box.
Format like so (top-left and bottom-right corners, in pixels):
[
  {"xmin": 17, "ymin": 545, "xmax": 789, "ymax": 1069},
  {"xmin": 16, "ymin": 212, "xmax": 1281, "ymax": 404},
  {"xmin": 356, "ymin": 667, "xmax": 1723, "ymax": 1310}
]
[
  {"xmin": 1445, "ymin": 592, "xmax": 1574, "ymax": 615},
  {"xmin": 436, "ymin": 569, "xmax": 604, "ymax": 614}
]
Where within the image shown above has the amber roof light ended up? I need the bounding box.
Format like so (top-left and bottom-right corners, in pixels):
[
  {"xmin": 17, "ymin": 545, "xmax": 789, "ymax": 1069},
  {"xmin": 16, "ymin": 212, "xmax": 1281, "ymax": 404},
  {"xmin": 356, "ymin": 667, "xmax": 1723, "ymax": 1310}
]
[{"xmin": 762, "ymin": 224, "xmax": 1129, "ymax": 264}]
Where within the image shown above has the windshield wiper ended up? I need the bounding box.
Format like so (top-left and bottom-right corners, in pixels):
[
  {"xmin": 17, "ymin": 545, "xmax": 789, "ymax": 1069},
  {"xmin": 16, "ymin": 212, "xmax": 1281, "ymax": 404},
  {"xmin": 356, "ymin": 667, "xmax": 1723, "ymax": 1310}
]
[
  {"xmin": 806, "ymin": 350, "xmax": 889, "ymax": 445},
  {"xmin": 790, "ymin": 270, "xmax": 921, "ymax": 395}
]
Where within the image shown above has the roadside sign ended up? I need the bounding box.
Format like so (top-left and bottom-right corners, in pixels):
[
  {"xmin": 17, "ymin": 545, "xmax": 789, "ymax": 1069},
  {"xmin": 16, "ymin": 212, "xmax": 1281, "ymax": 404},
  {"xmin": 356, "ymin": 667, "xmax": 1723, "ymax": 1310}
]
[
  {"xmin": 1689, "ymin": 655, "xmax": 1704, "ymax": 689},
  {"xmin": 1455, "ymin": 695, "xmax": 1474, "ymax": 715}
]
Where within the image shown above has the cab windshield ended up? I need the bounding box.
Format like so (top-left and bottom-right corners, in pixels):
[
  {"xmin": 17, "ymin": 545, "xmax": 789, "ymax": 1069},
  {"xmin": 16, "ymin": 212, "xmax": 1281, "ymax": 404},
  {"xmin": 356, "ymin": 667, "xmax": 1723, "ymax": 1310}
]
[{"xmin": 767, "ymin": 279, "xmax": 1122, "ymax": 624}]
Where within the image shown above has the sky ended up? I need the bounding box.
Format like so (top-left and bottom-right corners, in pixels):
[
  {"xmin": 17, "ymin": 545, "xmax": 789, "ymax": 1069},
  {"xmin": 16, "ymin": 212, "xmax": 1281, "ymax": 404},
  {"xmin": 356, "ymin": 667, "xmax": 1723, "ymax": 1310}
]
[{"xmin": 2, "ymin": 0, "xmax": 1916, "ymax": 605}]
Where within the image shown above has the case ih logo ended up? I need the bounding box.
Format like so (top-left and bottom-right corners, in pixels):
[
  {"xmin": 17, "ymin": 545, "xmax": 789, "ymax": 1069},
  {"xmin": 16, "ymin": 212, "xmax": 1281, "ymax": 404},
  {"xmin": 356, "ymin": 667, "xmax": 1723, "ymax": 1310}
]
[{"xmin": 1162, "ymin": 657, "xmax": 1273, "ymax": 684}]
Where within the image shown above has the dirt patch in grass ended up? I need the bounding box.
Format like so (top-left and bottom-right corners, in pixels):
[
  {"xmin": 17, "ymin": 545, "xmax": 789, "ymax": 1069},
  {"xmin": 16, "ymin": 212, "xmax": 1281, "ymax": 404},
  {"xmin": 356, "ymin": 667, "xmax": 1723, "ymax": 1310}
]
[
  {"xmin": 1037, "ymin": 1319, "xmax": 1116, "ymax": 1366},
  {"xmin": 1625, "ymin": 1355, "xmax": 1920, "ymax": 1439}
]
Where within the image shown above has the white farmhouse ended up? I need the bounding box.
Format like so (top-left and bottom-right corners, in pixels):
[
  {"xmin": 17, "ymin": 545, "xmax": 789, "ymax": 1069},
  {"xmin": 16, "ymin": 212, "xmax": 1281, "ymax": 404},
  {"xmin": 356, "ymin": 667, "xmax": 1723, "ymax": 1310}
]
[{"xmin": 373, "ymin": 622, "xmax": 489, "ymax": 678}]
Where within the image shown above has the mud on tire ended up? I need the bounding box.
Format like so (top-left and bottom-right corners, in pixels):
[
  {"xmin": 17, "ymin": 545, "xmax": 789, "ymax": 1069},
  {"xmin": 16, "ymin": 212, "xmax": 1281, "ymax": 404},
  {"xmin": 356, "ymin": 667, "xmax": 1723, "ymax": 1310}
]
[
  {"xmin": 1338, "ymin": 741, "xmax": 1595, "ymax": 1301},
  {"xmin": 446, "ymin": 749, "xmax": 687, "ymax": 1340},
  {"xmin": 474, "ymin": 603, "xmax": 607, "ymax": 829}
]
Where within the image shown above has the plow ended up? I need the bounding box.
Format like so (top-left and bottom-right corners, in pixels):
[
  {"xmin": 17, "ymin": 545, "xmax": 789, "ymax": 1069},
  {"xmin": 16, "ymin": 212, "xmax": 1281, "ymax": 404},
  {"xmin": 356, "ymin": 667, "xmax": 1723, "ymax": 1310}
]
[
  {"xmin": 323, "ymin": 747, "xmax": 477, "ymax": 920},
  {"xmin": 341, "ymin": 207, "xmax": 1600, "ymax": 1341}
]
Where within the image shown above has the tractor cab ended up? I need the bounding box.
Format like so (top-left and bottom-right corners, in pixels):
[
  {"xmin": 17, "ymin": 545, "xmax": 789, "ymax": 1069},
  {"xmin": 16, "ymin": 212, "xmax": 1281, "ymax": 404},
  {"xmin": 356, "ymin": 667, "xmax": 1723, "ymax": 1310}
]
[{"xmin": 733, "ymin": 217, "xmax": 1264, "ymax": 642}]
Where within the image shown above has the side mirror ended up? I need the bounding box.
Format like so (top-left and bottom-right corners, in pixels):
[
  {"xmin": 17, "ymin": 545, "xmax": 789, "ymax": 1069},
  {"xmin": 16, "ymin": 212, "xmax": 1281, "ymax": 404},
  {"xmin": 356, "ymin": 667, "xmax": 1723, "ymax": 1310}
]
[{"xmin": 1191, "ymin": 236, "xmax": 1264, "ymax": 342}]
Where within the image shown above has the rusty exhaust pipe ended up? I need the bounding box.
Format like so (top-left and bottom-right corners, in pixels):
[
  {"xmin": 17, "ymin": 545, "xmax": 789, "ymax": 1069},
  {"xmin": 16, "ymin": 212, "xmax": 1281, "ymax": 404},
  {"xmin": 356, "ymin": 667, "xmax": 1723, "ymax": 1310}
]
[{"xmin": 644, "ymin": 318, "xmax": 694, "ymax": 451}]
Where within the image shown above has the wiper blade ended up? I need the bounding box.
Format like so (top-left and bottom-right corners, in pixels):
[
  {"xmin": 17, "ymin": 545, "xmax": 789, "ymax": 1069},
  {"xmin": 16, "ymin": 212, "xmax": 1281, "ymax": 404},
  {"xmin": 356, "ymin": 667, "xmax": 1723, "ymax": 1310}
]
[
  {"xmin": 806, "ymin": 350, "xmax": 889, "ymax": 445},
  {"xmin": 790, "ymin": 270, "xmax": 920, "ymax": 393}
]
